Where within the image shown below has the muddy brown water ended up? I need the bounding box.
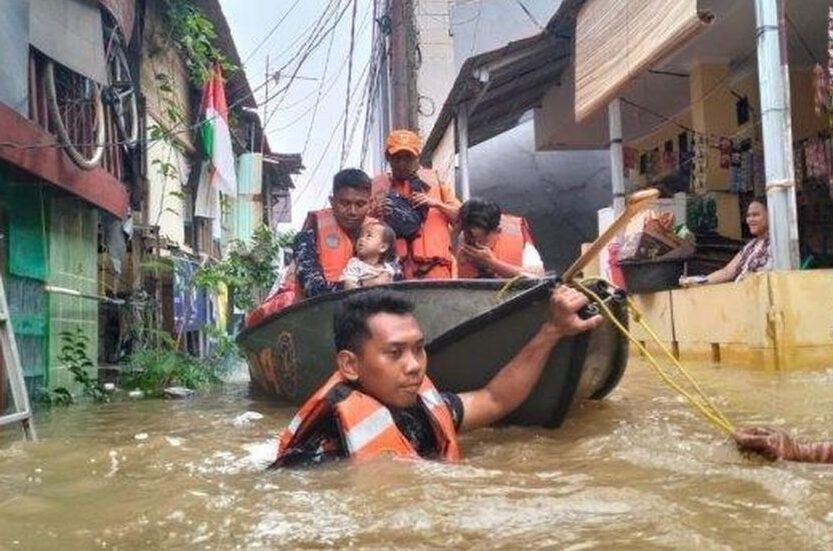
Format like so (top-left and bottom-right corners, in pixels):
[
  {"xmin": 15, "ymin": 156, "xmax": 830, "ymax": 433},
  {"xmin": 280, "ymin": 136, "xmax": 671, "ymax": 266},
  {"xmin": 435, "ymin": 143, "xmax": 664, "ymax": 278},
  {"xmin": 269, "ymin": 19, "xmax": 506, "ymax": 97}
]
[{"xmin": 2, "ymin": 361, "xmax": 833, "ymax": 549}]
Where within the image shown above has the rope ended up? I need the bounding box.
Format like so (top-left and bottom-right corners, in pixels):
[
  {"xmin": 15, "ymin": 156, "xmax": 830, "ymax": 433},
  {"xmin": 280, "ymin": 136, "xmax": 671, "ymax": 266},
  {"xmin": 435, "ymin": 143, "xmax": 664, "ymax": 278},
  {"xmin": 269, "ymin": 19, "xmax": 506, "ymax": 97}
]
[
  {"xmin": 496, "ymin": 275, "xmax": 525, "ymax": 302},
  {"xmin": 574, "ymin": 279, "xmax": 735, "ymax": 434}
]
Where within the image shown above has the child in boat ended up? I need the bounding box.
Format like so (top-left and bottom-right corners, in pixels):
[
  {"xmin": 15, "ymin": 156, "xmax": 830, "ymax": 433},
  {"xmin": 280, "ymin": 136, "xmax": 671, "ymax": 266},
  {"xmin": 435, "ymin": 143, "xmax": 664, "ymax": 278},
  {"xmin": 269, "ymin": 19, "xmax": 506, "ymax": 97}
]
[{"xmin": 340, "ymin": 221, "xmax": 400, "ymax": 289}]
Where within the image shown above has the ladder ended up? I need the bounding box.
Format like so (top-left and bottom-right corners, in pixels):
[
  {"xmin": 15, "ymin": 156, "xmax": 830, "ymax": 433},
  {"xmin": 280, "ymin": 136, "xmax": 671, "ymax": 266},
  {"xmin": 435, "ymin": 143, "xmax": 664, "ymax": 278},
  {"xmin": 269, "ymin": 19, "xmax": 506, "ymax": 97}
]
[{"xmin": 0, "ymin": 275, "xmax": 36, "ymax": 441}]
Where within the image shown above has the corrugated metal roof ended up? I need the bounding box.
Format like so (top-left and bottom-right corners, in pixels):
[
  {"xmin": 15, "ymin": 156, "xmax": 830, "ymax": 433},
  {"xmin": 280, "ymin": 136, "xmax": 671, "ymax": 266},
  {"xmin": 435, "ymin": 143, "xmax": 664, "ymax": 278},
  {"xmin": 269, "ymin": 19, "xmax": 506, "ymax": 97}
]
[{"xmin": 422, "ymin": 0, "xmax": 587, "ymax": 161}]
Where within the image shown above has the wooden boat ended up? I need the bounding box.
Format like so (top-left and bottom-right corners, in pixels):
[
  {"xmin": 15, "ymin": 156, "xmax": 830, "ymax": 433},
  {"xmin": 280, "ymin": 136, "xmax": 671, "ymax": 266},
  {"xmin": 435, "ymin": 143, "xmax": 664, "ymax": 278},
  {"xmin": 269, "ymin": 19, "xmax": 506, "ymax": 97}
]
[{"xmin": 237, "ymin": 278, "xmax": 629, "ymax": 427}]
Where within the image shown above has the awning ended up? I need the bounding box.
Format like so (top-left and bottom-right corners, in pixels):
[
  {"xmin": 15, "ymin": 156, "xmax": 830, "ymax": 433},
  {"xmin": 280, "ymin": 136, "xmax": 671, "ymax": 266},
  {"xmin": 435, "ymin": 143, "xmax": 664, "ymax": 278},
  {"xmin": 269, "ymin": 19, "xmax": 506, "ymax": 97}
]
[
  {"xmin": 574, "ymin": 0, "xmax": 713, "ymax": 121},
  {"xmin": 30, "ymin": 0, "xmax": 107, "ymax": 83},
  {"xmin": 422, "ymin": 0, "xmax": 587, "ymax": 161}
]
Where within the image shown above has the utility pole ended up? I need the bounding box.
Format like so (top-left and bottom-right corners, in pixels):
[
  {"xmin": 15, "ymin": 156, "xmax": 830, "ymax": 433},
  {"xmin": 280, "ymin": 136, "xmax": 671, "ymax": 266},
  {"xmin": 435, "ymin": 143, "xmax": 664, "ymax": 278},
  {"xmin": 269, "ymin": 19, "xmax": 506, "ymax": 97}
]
[
  {"xmin": 262, "ymin": 55, "xmax": 269, "ymax": 156},
  {"xmin": 754, "ymin": 0, "xmax": 800, "ymax": 270},
  {"xmin": 389, "ymin": 0, "xmax": 416, "ymax": 129}
]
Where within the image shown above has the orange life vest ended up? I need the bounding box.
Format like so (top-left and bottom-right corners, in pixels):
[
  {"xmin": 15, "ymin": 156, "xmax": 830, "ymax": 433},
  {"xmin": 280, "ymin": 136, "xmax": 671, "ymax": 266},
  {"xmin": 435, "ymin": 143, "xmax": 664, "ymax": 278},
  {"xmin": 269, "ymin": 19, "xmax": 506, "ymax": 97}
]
[
  {"xmin": 458, "ymin": 214, "xmax": 528, "ymax": 279},
  {"xmin": 305, "ymin": 208, "xmax": 356, "ymax": 282},
  {"xmin": 372, "ymin": 168, "xmax": 454, "ymax": 277},
  {"xmin": 276, "ymin": 372, "xmax": 460, "ymax": 463}
]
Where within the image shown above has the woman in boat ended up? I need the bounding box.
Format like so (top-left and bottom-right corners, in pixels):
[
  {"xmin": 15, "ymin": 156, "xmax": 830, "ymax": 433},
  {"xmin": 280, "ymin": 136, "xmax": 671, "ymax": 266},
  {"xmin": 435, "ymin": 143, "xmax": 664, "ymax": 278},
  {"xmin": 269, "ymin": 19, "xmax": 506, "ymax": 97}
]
[
  {"xmin": 271, "ymin": 286, "xmax": 602, "ymax": 467},
  {"xmin": 679, "ymin": 197, "xmax": 770, "ymax": 287},
  {"xmin": 456, "ymin": 198, "xmax": 544, "ymax": 279},
  {"xmin": 734, "ymin": 427, "xmax": 833, "ymax": 463}
]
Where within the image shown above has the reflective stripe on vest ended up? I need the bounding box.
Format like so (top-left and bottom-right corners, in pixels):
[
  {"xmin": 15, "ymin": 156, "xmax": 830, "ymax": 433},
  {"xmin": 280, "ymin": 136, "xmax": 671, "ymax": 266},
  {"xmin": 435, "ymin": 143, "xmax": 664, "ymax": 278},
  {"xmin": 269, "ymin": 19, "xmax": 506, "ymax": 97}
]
[
  {"xmin": 276, "ymin": 372, "xmax": 460, "ymax": 463},
  {"xmin": 458, "ymin": 214, "xmax": 527, "ymax": 278},
  {"xmin": 372, "ymin": 168, "xmax": 453, "ymax": 268}
]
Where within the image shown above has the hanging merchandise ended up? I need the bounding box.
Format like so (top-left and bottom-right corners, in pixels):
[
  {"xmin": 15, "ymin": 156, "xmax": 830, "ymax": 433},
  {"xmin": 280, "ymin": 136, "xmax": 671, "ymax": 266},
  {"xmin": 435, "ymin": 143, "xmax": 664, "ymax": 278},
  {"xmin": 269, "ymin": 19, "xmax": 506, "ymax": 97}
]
[
  {"xmin": 691, "ymin": 133, "xmax": 709, "ymax": 193},
  {"xmin": 662, "ymin": 140, "xmax": 678, "ymax": 173},
  {"xmin": 731, "ymin": 140, "xmax": 753, "ymax": 194},
  {"xmin": 678, "ymin": 132, "xmax": 694, "ymax": 184},
  {"xmin": 719, "ymin": 137, "xmax": 732, "ymax": 170},
  {"xmin": 814, "ymin": 64, "xmax": 828, "ymax": 117},
  {"xmin": 623, "ymin": 146, "xmax": 638, "ymax": 176},
  {"xmin": 827, "ymin": 6, "xmax": 833, "ymax": 129},
  {"xmin": 649, "ymin": 148, "xmax": 662, "ymax": 179}
]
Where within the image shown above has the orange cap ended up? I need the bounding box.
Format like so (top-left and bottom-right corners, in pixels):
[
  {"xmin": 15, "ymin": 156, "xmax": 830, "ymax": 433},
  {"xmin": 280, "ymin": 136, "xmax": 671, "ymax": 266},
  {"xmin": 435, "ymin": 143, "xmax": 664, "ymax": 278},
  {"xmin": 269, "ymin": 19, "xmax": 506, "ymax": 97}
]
[{"xmin": 385, "ymin": 129, "xmax": 421, "ymax": 156}]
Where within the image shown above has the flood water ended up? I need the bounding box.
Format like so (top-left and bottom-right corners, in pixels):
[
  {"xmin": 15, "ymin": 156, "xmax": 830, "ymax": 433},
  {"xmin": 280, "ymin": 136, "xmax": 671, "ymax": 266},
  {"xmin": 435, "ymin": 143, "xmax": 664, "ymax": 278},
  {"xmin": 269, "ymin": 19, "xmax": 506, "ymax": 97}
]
[{"xmin": 2, "ymin": 361, "xmax": 833, "ymax": 549}]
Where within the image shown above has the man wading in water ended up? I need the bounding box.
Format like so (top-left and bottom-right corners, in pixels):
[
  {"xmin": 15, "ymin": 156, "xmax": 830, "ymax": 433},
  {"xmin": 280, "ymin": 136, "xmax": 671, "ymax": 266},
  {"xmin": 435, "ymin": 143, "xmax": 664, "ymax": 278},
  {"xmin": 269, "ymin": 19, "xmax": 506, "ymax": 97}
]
[{"xmin": 271, "ymin": 287, "xmax": 602, "ymax": 466}]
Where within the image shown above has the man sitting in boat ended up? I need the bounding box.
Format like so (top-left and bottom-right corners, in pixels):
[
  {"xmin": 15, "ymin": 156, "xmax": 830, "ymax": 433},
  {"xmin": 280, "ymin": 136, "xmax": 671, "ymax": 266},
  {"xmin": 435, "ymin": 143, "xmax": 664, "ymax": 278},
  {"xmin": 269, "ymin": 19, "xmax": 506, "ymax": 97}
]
[
  {"xmin": 371, "ymin": 130, "xmax": 460, "ymax": 280},
  {"xmin": 456, "ymin": 198, "xmax": 545, "ymax": 279},
  {"xmin": 292, "ymin": 168, "xmax": 397, "ymax": 298},
  {"xmin": 272, "ymin": 286, "xmax": 601, "ymax": 467}
]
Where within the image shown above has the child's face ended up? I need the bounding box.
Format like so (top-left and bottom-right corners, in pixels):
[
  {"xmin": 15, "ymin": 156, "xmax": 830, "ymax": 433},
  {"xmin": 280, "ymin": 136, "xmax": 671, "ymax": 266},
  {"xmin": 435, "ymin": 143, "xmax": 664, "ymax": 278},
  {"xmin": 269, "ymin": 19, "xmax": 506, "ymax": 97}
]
[{"xmin": 356, "ymin": 224, "xmax": 388, "ymax": 260}]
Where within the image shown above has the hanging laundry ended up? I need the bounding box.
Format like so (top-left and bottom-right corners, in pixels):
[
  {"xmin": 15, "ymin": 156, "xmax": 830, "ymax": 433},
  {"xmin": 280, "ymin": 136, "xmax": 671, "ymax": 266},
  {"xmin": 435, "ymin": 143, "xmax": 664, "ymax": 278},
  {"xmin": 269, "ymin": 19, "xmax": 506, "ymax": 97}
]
[
  {"xmin": 828, "ymin": 7, "xmax": 833, "ymax": 111},
  {"xmin": 719, "ymin": 137, "xmax": 732, "ymax": 170},
  {"xmin": 814, "ymin": 64, "xmax": 828, "ymax": 116},
  {"xmin": 691, "ymin": 133, "xmax": 709, "ymax": 193}
]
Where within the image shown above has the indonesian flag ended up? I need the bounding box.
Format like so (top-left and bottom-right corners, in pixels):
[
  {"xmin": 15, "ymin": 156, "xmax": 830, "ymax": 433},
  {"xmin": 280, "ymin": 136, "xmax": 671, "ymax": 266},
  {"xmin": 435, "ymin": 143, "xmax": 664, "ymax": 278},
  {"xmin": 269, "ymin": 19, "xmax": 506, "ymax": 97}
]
[{"xmin": 199, "ymin": 65, "xmax": 237, "ymax": 196}]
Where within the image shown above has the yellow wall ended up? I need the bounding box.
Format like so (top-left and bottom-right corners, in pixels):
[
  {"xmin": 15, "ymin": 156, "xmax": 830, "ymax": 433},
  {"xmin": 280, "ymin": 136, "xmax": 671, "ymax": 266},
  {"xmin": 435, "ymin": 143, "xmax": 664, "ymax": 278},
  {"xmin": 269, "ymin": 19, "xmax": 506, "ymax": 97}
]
[{"xmin": 628, "ymin": 270, "xmax": 833, "ymax": 371}]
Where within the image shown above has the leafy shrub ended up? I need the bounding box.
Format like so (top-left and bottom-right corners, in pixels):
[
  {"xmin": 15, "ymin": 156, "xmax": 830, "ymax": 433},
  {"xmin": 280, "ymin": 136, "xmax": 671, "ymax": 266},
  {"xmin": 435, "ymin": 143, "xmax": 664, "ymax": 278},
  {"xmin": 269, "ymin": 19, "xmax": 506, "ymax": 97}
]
[{"xmin": 58, "ymin": 329, "xmax": 108, "ymax": 403}]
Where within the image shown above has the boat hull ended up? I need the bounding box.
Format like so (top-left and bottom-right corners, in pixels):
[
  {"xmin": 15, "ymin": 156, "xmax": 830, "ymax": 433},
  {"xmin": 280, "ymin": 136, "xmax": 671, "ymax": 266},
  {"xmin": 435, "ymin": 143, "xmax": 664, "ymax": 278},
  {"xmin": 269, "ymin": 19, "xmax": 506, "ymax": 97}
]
[
  {"xmin": 237, "ymin": 279, "xmax": 629, "ymax": 427},
  {"xmin": 237, "ymin": 280, "xmax": 539, "ymax": 404}
]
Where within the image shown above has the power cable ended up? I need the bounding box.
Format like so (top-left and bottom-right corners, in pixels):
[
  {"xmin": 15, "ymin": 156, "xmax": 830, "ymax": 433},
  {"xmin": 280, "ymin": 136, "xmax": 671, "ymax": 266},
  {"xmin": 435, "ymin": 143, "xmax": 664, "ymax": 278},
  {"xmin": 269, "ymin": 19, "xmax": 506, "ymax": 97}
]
[
  {"xmin": 262, "ymin": 0, "xmax": 353, "ymax": 129},
  {"xmin": 302, "ymin": 21, "xmax": 338, "ymax": 155},
  {"xmin": 241, "ymin": 0, "xmax": 304, "ymax": 65},
  {"xmin": 341, "ymin": 0, "xmax": 360, "ymax": 167},
  {"xmin": 513, "ymin": 0, "xmax": 543, "ymax": 30}
]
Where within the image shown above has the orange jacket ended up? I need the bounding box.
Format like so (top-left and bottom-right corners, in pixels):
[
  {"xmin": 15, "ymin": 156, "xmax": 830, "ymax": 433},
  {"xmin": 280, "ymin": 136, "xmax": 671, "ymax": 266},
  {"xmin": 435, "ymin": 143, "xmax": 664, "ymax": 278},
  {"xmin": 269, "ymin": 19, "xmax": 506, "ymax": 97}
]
[
  {"xmin": 372, "ymin": 168, "xmax": 456, "ymax": 274},
  {"xmin": 304, "ymin": 208, "xmax": 356, "ymax": 282},
  {"xmin": 458, "ymin": 214, "xmax": 529, "ymax": 279},
  {"xmin": 276, "ymin": 372, "xmax": 460, "ymax": 463}
]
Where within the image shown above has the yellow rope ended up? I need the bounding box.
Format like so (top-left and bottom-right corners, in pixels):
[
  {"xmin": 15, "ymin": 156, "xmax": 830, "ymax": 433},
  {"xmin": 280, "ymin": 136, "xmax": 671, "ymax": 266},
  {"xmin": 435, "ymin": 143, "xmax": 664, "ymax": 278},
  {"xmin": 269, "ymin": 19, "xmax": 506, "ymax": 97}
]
[
  {"xmin": 496, "ymin": 275, "xmax": 525, "ymax": 302},
  {"xmin": 574, "ymin": 279, "xmax": 735, "ymax": 434}
]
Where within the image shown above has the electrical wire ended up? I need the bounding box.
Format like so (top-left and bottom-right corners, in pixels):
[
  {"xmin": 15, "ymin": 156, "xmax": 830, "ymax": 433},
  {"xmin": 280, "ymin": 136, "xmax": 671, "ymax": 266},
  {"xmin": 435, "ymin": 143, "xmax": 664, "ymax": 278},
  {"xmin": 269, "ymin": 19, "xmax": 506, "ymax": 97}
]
[
  {"xmin": 241, "ymin": 0, "xmax": 304, "ymax": 65},
  {"xmin": 513, "ymin": 0, "xmax": 543, "ymax": 30},
  {"xmin": 341, "ymin": 0, "xmax": 361, "ymax": 167},
  {"xmin": 262, "ymin": 0, "xmax": 353, "ymax": 129},
  {"xmin": 302, "ymin": 20, "xmax": 338, "ymax": 155}
]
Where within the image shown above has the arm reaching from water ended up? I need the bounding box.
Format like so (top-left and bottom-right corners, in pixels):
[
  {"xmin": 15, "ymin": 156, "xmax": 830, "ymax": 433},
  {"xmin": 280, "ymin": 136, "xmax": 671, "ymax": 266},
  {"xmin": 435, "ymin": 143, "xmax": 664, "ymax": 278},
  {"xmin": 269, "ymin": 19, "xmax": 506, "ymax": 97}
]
[
  {"xmin": 733, "ymin": 427, "xmax": 833, "ymax": 463},
  {"xmin": 457, "ymin": 286, "xmax": 603, "ymax": 432}
]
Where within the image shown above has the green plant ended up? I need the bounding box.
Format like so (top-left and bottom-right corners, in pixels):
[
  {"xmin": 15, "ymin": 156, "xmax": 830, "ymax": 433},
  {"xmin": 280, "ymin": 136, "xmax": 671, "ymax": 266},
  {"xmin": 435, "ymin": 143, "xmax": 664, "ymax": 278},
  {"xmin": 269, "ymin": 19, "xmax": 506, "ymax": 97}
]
[
  {"xmin": 163, "ymin": 1, "xmax": 237, "ymax": 86},
  {"xmin": 34, "ymin": 386, "xmax": 73, "ymax": 407},
  {"xmin": 58, "ymin": 329, "xmax": 109, "ymax": 403},
  {"xmin": 123, "ymin": 347, "xmax": 220, "ymax": 396},
  {"xmin": 194, "ymin": 225, "xmax": 293, "ymax": 310}
]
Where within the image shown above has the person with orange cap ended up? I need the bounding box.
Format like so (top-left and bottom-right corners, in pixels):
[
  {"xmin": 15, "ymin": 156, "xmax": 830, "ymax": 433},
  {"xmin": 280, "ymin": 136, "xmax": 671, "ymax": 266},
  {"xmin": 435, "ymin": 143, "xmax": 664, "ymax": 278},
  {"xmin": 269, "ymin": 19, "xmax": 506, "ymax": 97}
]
[{"xmin": 371, "ymin": 130, "xmax": 461, "ymax": 280}]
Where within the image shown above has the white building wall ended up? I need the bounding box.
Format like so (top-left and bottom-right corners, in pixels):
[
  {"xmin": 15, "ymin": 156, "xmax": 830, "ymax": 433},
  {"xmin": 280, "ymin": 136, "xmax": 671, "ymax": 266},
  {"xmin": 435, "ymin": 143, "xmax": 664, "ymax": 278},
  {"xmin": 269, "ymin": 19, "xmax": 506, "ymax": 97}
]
[{"xmin": 415, "ymin": 0, "xmax": 456, "ymax": 140}]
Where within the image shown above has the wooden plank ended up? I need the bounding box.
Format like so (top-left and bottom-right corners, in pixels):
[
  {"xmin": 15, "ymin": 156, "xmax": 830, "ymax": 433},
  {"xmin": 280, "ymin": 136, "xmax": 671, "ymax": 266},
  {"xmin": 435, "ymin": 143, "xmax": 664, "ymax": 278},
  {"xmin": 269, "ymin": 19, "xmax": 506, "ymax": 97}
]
[
  {"xmin": 0, "ymin": 102, "xmax": 128, "ymax": 218},
  {"xmin": 0, "ymin": 411, "xmax": 30, "ymax": 427}
]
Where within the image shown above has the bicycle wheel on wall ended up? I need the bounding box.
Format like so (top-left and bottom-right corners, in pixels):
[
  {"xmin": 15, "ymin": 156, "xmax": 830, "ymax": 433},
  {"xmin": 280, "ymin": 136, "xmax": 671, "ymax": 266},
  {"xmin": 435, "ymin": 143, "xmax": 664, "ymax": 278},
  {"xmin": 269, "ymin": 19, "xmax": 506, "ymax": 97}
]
[
  {"xmin": 103, "ymin": 25, "xmax": 139, "ymax": 149},
  {"xmin": 44, "ymin": 60, "xmax": 105, "ymax": 170}
]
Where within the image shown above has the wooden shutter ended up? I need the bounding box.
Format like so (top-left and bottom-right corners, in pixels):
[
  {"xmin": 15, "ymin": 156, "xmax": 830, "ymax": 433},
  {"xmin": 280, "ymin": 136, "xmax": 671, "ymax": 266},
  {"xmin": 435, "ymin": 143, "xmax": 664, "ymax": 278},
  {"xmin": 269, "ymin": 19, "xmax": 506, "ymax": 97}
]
[{"xmin": 574, "ymin": 0, "xmax": 712, "ymax": 121}]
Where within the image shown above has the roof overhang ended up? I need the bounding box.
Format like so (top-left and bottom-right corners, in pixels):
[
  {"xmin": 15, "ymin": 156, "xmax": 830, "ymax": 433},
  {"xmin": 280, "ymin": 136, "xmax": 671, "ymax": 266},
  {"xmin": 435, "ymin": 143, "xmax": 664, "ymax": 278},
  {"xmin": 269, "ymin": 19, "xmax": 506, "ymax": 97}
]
[{"xmin": 422, "ymin": 0, "xmax": 587, "ymax": 162}]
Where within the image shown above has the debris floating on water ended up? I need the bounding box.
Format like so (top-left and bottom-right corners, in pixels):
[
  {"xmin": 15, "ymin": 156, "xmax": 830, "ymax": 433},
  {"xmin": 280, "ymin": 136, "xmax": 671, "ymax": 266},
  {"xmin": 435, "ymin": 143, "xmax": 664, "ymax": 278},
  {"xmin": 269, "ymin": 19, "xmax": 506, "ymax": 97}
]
[
  {"xmin": 164, "ymin": 387, "xmax": 195, "ymax": 400},
  {"xmin": 127, "ymin": 390, "xmax": 144, "ymax": 399},
  {"xmin": 134, "ymin": 433, "xmax": 149, "ymax": 441},
  {"xmin": 232, "ymin": 411, "xmax": 264, "ymax": 426}
]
